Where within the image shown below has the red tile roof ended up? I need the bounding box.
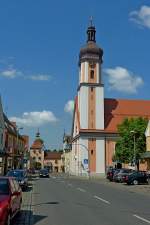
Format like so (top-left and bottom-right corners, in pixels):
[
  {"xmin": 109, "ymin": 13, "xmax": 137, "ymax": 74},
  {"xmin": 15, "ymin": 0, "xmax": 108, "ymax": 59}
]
[
  {"xmin": 30, "ymin": 139, "xmax": 43, "ymax": 149},
  {"xmin": 44, "ymin": 152, "xmax": 62, "ymax": 160},
  {"xmin": 104, "ymin": 98, "xmax": 150, "ymax": 132}
]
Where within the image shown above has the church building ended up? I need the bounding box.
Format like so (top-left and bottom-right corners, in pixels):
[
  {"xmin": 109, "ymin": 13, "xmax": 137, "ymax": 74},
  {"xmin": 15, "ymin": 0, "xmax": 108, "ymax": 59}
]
[{"xmin": 71, "ymin": 21, "xmax": 150, "ymax": 177}]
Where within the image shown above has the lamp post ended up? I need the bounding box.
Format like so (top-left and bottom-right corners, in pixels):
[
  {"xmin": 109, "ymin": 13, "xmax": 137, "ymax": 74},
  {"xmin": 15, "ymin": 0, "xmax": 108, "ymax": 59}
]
[{"xmin": 130, "ymin": 130, "xmax": 136, "ymax": 170}]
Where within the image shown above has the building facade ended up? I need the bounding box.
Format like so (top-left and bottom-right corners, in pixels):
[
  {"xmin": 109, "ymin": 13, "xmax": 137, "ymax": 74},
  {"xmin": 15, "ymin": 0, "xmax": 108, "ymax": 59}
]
[
  {"xmin": 44, "ymin": 152, "xmax": 64, "ymax": 173},
  {"xmin": 30, "ymin": 131, "xmax": 45, "ymax": 169},
  {"xmin": 4, "ymin": 116, "xmax": 26, "ymax": 172},
  {"xmin": 0, "ymin": 97, "xmax": 5, "ymax": 175},
  {"xmin": 63, "ymin": 134, "xmax": 72, "ymax": 173},
  {"xmin": 71, "ymin": 22, "xmax": 150, "ymax": 177},
  {"xmin": 141, "ymin": 121, "xmax": 150, "ymax": 171}
]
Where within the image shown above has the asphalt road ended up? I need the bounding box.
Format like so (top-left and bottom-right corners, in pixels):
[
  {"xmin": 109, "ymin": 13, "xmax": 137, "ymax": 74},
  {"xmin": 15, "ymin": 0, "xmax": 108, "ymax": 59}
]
[{"xmin": 32, "ymin": 175, "xmax": 150, "ymax": 225}]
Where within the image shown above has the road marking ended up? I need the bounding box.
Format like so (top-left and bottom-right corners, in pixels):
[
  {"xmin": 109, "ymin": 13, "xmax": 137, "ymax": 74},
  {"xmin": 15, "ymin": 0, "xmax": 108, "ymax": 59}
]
[
  {"xmin": 77, "ymin": 187, "xmax": 86, "ymax": 192},
  {"xmin": 94, "ymin": 195, "xmax": 110, "ymax": 205},
  {"xmin": 68, "ymin": 183, "xmax": 73, "ymax": 187},
  {"xmin": 133, "ymin": 214, "xmax": 150, "ymax": 224}
]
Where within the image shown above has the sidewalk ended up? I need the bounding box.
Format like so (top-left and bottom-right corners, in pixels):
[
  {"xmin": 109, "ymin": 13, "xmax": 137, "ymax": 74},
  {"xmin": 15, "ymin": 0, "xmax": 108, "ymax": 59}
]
[{"xmin": 13, "ymin": 178, "xmax": 35, "ymax": 225}]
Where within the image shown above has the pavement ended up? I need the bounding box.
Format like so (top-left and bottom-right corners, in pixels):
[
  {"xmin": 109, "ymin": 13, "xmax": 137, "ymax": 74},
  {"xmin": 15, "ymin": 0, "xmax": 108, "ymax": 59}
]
[
  {"xmin": 12, "ymin": 174, "xmax": 150, "ymax": 225},
  {"xmin": 13, "ymin": 178, "xmax": 34, "ymax": 225}
]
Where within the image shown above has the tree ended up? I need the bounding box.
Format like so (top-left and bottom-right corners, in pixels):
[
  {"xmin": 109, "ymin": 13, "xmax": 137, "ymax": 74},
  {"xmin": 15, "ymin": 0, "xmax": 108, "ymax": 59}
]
[{"xmin": 115, "ymin": 117, "xmax": 148, "ymax": 164}]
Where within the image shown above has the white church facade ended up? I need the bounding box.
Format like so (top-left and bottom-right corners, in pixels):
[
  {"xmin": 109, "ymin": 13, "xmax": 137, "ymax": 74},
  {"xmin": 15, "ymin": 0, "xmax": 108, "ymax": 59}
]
[{"xmin": 70, "ymin": 21, "xmax": 150, "ymax": 177}]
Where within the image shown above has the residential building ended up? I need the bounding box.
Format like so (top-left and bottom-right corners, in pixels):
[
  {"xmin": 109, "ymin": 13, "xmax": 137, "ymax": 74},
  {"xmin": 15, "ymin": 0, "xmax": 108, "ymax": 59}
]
[
  {"xmin": 0, "ymin": 97, "xmax": 5, "ymax": 175},
  {"xmin": 71, "ymin": 21, "xmax": 150, "ymax": 177},
  {"xmin": 44, "ymin": 152, "xmax": 64, "ymax": 172},
  {"xmin": 141, "ymin": 121, "xmax": 150, "ymax": 171},
  {"xmin": 30, "ymin": 130, "xmax": 45, "ymax": 169},
  {"xmin": 4, "ymin": 116, "xmax": 26, "ymax": 172},
  {"xmin": 22, "ymin": 135, "xmax": 30, "ymax": 169}
]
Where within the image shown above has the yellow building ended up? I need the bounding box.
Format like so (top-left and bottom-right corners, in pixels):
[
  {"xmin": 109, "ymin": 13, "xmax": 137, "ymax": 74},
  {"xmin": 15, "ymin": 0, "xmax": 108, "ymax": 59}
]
[{"xmin": 44, "ymin": 152, "xmax": 64, "ymax": 173}]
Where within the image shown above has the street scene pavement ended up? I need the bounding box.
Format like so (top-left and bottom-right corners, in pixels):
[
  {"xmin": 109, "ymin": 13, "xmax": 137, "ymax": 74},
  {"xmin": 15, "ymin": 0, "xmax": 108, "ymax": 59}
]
[
  {"xmin": 12, "ymin": 179, "xmax": 34, "ymax": 225},
  {"xmin": 18, "ymin": 175, "xmax": 149, "ymax": 225}
]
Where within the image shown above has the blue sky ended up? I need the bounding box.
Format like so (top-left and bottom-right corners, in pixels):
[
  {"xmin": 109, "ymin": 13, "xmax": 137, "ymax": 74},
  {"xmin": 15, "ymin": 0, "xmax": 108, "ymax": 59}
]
[{"xmin": 0, "ymin": 0, "xmax": 150, "ymax": 149}]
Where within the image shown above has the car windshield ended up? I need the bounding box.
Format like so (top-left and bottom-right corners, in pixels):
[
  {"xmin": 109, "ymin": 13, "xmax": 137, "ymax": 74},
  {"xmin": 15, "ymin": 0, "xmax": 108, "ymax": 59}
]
[
  {"xmin": 7, "ymin": 170, "xmax": 24, "ymax": 178},
  {"xmin": 0, "ymin": 179, "xmax": 9, "ymax": 195},
  {"xmin": 40, "ymin": 169, "xmax": 48, "ymax": 173}
]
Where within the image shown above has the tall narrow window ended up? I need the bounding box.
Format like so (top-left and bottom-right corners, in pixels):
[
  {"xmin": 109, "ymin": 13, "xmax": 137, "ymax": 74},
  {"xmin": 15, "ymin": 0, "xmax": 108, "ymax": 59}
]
[
  {"xmin": 91, "ymin": 87, "xmax": 93, "ymax": 92},
  {"xmin": 90, "ymin": 70, "xmax": 94, "ymax": 79}
]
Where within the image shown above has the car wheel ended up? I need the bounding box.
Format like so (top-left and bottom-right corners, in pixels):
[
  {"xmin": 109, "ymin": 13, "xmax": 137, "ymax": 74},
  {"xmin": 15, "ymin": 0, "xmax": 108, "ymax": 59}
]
[
  {"xmin": 6, "ymin": 214, "xmax": 11, "ymax": 225},
  {"xmin": 148, "ymin": 178, "xmax": 150, "ymax": 185},
  {"xmin": 133, "ymin": 180, "xmax": 138, "ymax": 185}
]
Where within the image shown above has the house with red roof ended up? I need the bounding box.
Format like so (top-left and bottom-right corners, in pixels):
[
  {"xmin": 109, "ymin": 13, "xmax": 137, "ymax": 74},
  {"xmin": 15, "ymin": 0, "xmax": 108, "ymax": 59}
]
[{"xmin": 44, "ymin": 152, "xmax": 64, "ymax": 173}]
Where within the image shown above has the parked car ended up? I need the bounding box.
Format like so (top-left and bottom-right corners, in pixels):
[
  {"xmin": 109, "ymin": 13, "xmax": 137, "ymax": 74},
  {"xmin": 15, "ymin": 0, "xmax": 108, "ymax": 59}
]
[
  {"xmin": 106, "ymin": 168, "xmax": 120, "ymax": 181},
  {"xmin": 125, "ymin": 171, "xmax": 148, "ymax": 185},
  {"xmin": 0, "ymin": 177, "xmax": 22, "ymax": 225},
  {"xmin": 28, "ymin": 168, "xmax": 35, "ymax": 174},
  {"xmin": 6, "ymin": 169, "xmax": 28, "ymax": 190},
  {"xmin": 39, "ymin": 169, "xmax": 49, "ymax": 178},
  {"xmin": 113, "ymin": 168, "xmax": 133, "ymax": 183}
]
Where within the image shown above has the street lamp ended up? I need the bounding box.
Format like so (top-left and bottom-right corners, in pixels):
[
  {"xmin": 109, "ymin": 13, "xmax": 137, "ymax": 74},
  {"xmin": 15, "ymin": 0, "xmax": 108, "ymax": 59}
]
[{"xmin": 130, "ymin": 130, "xmax": 136, "ymax": 170}]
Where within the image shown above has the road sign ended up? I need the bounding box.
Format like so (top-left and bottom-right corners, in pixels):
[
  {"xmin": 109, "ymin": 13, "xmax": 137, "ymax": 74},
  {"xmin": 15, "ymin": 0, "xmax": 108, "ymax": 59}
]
[{"xmin": 84, "ymin": 159, "xmax": 88, "ymax": 164}]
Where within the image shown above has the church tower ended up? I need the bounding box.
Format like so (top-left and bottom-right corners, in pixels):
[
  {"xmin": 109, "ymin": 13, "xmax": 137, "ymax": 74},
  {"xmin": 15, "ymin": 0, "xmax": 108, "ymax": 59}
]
[
  {"xmin": 71, "ymin": 19, "xmax": 105, "ymax": 176},
  {"xmin": 78, "ymin": 19, "xmax": 104, "ymax": 130}
]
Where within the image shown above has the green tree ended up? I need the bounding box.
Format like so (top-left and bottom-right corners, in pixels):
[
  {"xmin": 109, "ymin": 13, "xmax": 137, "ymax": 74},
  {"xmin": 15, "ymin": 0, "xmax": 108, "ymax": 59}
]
[{"xmin": 115, "ymin": 117, "xmax": 148, "ymax": 164}]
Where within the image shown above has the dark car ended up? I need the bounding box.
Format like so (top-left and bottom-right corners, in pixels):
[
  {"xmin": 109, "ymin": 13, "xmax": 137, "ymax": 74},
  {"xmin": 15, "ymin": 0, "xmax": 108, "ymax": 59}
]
[
  {"xmin": 7, "ymin": 169, "xmax": 28, "ymax": 190},
  {"xmin": 39, "ymin": 169, "xmax": 49, "ymax": 178},
  {"xmin": 0, "ymin": 177, "xmax": 22, "ymax": 225},
  {"xmin": 113, "ymin": 168, "xmax": 133, "ymax": 183},
  {"xmin": 125, "ymin": 171, "xmax": 148, "ymax": 185},
  {"xmin": 106, "ymin": 168, "xmax": 119, "ymax": 181}
]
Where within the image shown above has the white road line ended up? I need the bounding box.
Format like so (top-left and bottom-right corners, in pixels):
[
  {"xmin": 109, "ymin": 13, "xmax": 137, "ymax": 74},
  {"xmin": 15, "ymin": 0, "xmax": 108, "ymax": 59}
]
[
  {"xmin": 68, "ymin": 183, "xmax": 73, "ymax": 187},
  {"xmin": 77, "ymin": 187, "xmax": 86, "ymax": 192},
  {"xmin": 94, "ymin": 195, "xmax": 110, "ymax": 205},
  {"xmin": 133, "ymin": 214, "xmax": 150, "ymax": 224}
]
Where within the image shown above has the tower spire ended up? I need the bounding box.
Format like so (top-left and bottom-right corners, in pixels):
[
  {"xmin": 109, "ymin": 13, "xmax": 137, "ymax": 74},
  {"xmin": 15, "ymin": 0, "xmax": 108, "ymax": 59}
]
[
  {"xmin": 87, "ymin": 16, "xmax": 96, "ymax": 43},
  {"xmin": 36, "ymin": 128, "xmax": 40, "ymax": 138},
  {"xmin": 89, "ymin": 15, "xmax": 93, "ymax": 27}
]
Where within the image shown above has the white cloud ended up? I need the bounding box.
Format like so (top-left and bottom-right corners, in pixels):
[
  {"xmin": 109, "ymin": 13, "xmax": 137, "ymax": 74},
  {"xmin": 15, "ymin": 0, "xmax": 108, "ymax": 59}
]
[
  {"xmin": 27, "ymin": 75, "xmax": 51, "ymax": 81},
  {"xmin": 104, "ymin": 66, "xmax": 144, "ymax": 94},
  {"xmin": 0, "ymin": 69, "xmax": 22, "ymax": 79},
  {"xmin": 64, "ymin": 100, "xmax": 74, "ymax": 114},
  {"xmin": 129, "ymin": 5, "xmax": 150, "ymax": 28},
  {"xmin": 0, "ymin": 66, "xmax": 51, "ymax": 81},
  {"xmin": 9, "ymin": 110, "xmax": 58, "ymax": 127}
]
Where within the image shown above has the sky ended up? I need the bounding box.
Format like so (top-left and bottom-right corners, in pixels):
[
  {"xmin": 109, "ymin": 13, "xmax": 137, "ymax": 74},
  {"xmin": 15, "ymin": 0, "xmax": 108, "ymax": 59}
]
[{"xmin": 0, "ymin": 0, "xmax": 150, "ymax": 149}]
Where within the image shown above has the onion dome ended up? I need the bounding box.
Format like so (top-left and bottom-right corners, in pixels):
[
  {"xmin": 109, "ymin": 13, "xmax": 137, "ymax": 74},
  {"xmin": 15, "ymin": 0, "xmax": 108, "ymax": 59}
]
[{"xmin": 79, "ymin": 18, "xmax": 103, "ymax": 65}]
